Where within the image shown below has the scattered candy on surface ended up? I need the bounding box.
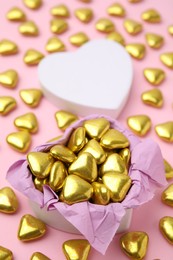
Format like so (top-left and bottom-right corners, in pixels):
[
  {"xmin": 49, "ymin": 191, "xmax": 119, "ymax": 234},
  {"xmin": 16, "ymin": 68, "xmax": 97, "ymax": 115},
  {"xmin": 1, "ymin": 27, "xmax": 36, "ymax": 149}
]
[
  {"xmin": 55, "ymin": 110, "xmax": 78, "ymax": 130},
  {"xmin": 141, "ymin": 89, "xmax": 163, "ymax": 108},
  {"xmin": 160, "ymin": 53, "xmax": 173, "ymax": 69},
  {"xmin": 164, "ymin": 159, "xmax": 173, "ymax": 180},
  {"xmin": 45, "ymin": 37, "xmax": 65, "ymax": 53},
  {"xmin": 106, "ymin": 31, "xmax": 125, "ymax": 45},
  {"xmin": 69, "ymin": 32, "xmax": 89, "ymax": 46},
  {"xmin": 6, "ymin": 131, "xmax": 31, "ymax": 153},
  {"xmin": 18, "ymin": 214, "xmax": 46, "ymax": 242},
  {"xmin": 0, "ymin": 246, "xmax": 13, "ymax": 260},
  {"xmin": 125, "ymin": 43, "xmax": 146, "ymax": 59},
  {"xmin": 23, "ymin": 0, "xmax": 42, "ymax": 10},
  {"xmin": 50, "ymin": 19, "xmax": 68, "ymax": 34},
  {"xmin": 23, "ymin": 49, "xmax": 44, "ymax": 65},
  {"xmin": 145, "ymin": 33, "xmax": 164, "ymax": 49},
  {"xmin": 6, "ymin": 7, "xmax": 26, "ymax": 21},
  {"xmin": 30, "ymin": 252, "xmax": 50, "ymax": 260},
  {"xmin": 75, "ymin": 8, "xmax": 93, "ymax": 23},
  {"xmin": 127, "ymin": 115, "xmax": 151, "ymax": 136},
  {"xmin": 168, "ymin": 25, "xmax": 173, "ymax": 36},
  {"xmin": 19, "ymin": 21, "xmax": 39, "ymax": 36},
  {"xmin": 95, "ymin": 18, "xmax": 115, "ymax": 33},
  {"xmin": 124, "ymin": 19, "xmax": 142, "ymax": 35},
  {"xmin": 107, "ymin": 3, "xmax": 126, "ymax": 17},
  {"xmin": 19, "ymin": 88, "xmax": 42, "ymax": 107},
  {"xmin": 0, "ymin": 39, "xmax": 18, "ymax": 55},
  {"xmin": 14, "ymin": 112, "xmax": 38, "ymax": 133},
  {"xmin": 159, "ymin": 216, "xmax": 173, "ymax": 244},
  {"xmin": 50, "ymin": 4, "xmax": 70, "ymax": 18},
  {"xmin": 155, "ymin": 121, "xmax": 173, "ymax": 142},
  {"xmin": 0, "ymin": 187, "xmax": 19, "ymax": 214},
  {"xmin": 143, "ymin": 68, "xmax": 165, "ymax": 86},
  {"xmin": 162, "ymin": 184, "xmax": 173, "ymax": 207},
  {"xmin": 0, "ymin": 69, "xmax": 18, "ymax": 89},
  {"xmin": 120, "ymin": 231, "xmax": 149, "ymax": 260},
  {"xmin": 62, "ymin": 239, "xmax": 91, "ymax": 260},
  {"xmin": 0, "ymin": 96, "xmax": 17, "ymax": 115},
  {"xmin": 141, "ymin": 9, "xmax": 161, "ymax": 23}
]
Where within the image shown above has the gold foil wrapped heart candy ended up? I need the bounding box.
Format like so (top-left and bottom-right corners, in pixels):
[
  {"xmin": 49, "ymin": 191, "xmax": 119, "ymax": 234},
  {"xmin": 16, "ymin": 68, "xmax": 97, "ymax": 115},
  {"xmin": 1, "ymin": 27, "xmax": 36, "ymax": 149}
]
[
  {"xmin": 84, "ymin": 118, "xmax": 110, "ymax": 139},
  {"xmin": 51, "ymin": 4, "xmax": 70, "ymax": 18},
  {"xmin": 30, "ymin": 252, "xmax": 50, "ymax": 260},
  {"xmin": 125, "ymin": 43, "xmax": 146, "ymax": 60},
  {"xmin": 127, "ymin": 115, "xmax": 151, "ymax": 136},
  {"xmin": 0, "ymin": 246, "xmax": 13, "ymax": 260},
  {"xmin": 14, "ymin": 112, "xmax": 38, "ymax": 133},
  {"xmin": 95, "ymin": 18, "xmax": 115, "ymax": 33},
  {"xmin": 100, "ymin": 128, "xmax": 129, "ymax": 149},
  {"xmin": 50, "ymin": 19, "xmax": 68, "ymax": 34},
  {"xmin": 18, "ymin": 214, "xmax": 46, "ymax": 241},
  {"xmin": 141, "ymin": 89, "xmax": 163, "ymax": 108},
  {"xmin": 155, "ymin": 121, "xmax": 173, "ymax": 142},
  {"xmin": 141, "ymin": 9, "xmax": 161, "ymax": 23},
  {"xmin": 46, "ymin": 37, "xmax": 65, "ymax": 53},
  {"xmin": 19, "ymin": 21, "xmax": 39, "ymax": 36},
  {"xmin": 7, "ymin": 131, "xmax": 31, "ymax": 153},
  {"xmin": 27, "ymin": 152, "xmax": 54, "ymax": 178},
  {"xmin": 145, "ymin": 33, "xmax": 164, "ymax": 49},
  {"xmin": 49, "ymin": 161, "xmax": 67, "ymax": 191},
  {"xmin": 159, "ymin": 216, "xmax": 173, "ymax": 244},
  {"xmin": 0, "ymin": 187, "xmax": 19, "ymax": 214},
  {"xmin": 162, "ymin": 184, "xmax": 173, "ymax": 207},
  {"xmin": 102, "ymin": 172, "xmax": 132, "ymax": 202},
  {"xmin": 6, "ymin": 7, "xmax": 26, "ymax": 22},
  {"xmin": 68, "ymin": 127, "xmax": 86, "ymax": 153},
  {"xmin": 91, "ymin": 182, "xmax": 110, "ymax": 205},
  {"xmin": 0, "ymin": 96, "xmax": 17, "ymax": 115},
  {"xmin": 55, "ymin": 110, "xmax": 78, "ymax": 130},
  {"xmin": 124, "ymin": 19, "xmax": 142, "ymax": 35},
  {"xmin": 75, "ymin": 8, "xmax": 93, "ymax": 23},
  {"xmin": 23, "ymin": 0, "xmax": 42, "ymax": 10},
  {"xmin": 107, "ymin": 3, "xmax": 126, "ymax": 17},
  {"xmin": 143, "ymin": 68, "xmax": 165, "ymax": 86},
  {"xmin": 68, "ymin": 152, "xmax": 97, "ymax": 182},
  {"xmin": 20, "ymin": 88, "xmax": 42, "ymax": 107},
  {"xmin": 63, "ymin": 239, "xmax": 91, "ymax": 260},
  {"xmin": 107, "ymin": 31, "xmax": 125, "ymax": 46},
  {"xmin": 60, "ymin": 175, "xmax": 93, "ymax": 204},
  {"xmin": 0, "ymin": 69, "xmax": 18, "ymax": 89},
  {"xmin": 50, "ymin": 145, "xmax": 76, "ymax": 163},
  {"xmin": 0, "ymin": 39, "xmax": 18, "ymax": 55},
  {"xmin": 164, "ymin": 159, "xmax": 173, "ymax": 180},
  {"xmin": 120, "ymin": 231, "xmax": 149, "ymax": 259},
  {"xmin": 24, "ymin": 49, "xmax": 44, "ymax": 65},
  {"xmin": 160, "ymin": 53, "xmax": 173, "ymax": 69},
  {"xmin": 69, "ymin": 32, "xmax": 89, "ymax": 47}
]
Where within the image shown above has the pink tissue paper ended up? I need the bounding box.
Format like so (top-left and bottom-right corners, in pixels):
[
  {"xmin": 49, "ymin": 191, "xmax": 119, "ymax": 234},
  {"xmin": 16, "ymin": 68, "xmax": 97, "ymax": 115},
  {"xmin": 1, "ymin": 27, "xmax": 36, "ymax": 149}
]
[{"xmin": 6, "ymin": 115, "xmax": 167, "ymax": 254}]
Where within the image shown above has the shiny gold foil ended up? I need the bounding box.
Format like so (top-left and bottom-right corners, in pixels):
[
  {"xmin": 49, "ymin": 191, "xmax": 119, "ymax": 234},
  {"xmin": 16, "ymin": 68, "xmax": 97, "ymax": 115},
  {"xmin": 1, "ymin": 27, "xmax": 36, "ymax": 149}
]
[
  {"xmin": 0, "ymin": 96, "xmax": 17, "ymax": 115},
  {"xmin": 27, "ymin": 152, "xmax": 54, "ymax": 178},
  {"xmin": 107, "ymin": 3, "xmax": 126, "ymax": 17},
  {"xmin": 50, "ymin": 145, "xmax": 76, "ymax": 163},
  {"xmin": 143, "ymin": 68, "xmax": 165, "ymax": 85},
  {"xmin": 168, "ymin": 25, "xmax": 173, "ymax": 36},
  {"xmin": 20, "ymin": 88, "xmax": 42, "ymax": 107},
  {"xmin": 60, "ymin": 175, "xmax": 93, "ymax": 204},
  {"xmin": 0, "ymin": 69, "xmax": 18, "ymax": 89},
  {"xmin": 119, "ymin": 148, "xmax": 131, "ymax": 169},
  {"xmin": 46, "ymin": 37, "xmax": 65, "ymax": 53},
  {"xmin": 120, "ymin": 231, "xmax": 149, "ymax": 259},
  {"xmin": 128, "ymin": 0, "xmax": 143, "ymax": 2},
  {"xmin": 0, "ymin": 187, "xmax": 19, "ymax": 214},
  {"xmin": 155, "ymin": 121, "xmax": 173, "ymax": 142},
  {"xmin": 50, "ymin": 19, "xmax": 68, "ymax": 34},
  {"xmin": 30, "ymin": 252, "xmax": 50, "ymax": 260},
  {"xmin": 69, "ymin": 32, "xmax": 89, "ymax": 47},
  {"xmin": 49, "ymin": 161, "xmax": 67, "ymax": 191},
  {"xmin": 159, "ymin": 216, "xmax": 173, "ymax": 244},
  {"xmin": 34, "ymin": 177, "xmax": 48, "ymax": 192},
  {"xmin": 62, "ymin": 239, "xmax": 91, "ymax": 260},
  {"xmin": 80, "ymin": 139, "xmax": 106, "ymax": 164},
  {"xmin": 6, "ymin": 131, "xmax": 31, "ymax": 152},
  {"xmin": 99, "ymin": 153, "xmax": 128, "ymax": 177},
  {"xmin": 23, "ymin": 49, "xmax": 44, "ymax": 65},
  {"xmin": 6, "ymin": 7, "xmax": 26, "ymax": 22},
  {"xmin": 160, "ymin": 53, "xmax": 173, "ymax": 69},
  {"xmin": 141, "ymin": 9, "xmax": 161, "ymax": 23},
  {"xmin": 14, "ymin": 112, "xmax": 38, "ymax": 133},
  {"xmin": 95, "ymin": 18, "xmax": 115, "ymax": 33},
  {"xmin": 164, "ymin": 159, "xmax": 173, "ymax": 180},
  {"xmin": 145, "ymin": 33, "xmax": 164, "ymax": 49},
  {"xmin": 0, "ymin": 39, "xmax": 18, "ymax": 55},
  {"xmin": 141, "ymin": 89, "xmax": 163, "ymax": 108},
  {"xmin": 68, "ymin": 152, "xmax": 97, "ymax": 182},
  {"xmin": 68, "ymin": 127, "xmax": 86, "ymax": 153},
  {"xmin": 162, "ymin": 184, "xmax": 173, "ymax": 207},
  {"xmin": 125, "ymin": 43, "xmax": 146, "ymax": 59},
  {"xmin": 75, "ymin": 8, "xmax": 93, "ymax": 23},
  {"xmin": 102, "ymin": 172, "xmax": 131, "ymax": 202},
  {"xmin": 0, "ymin": 246, "xmax": 13, "ymax": 260},
  {"xmin": 18, "ymin": 214, "xmax": 46, "ymax": 241},
  {"xmin": 127, "ymin": 115, "xmax": 151, "ymax": 136},
  {"xmin": 124, "ymin": 19, "xmax": 142, "ymax": 35},
  {"xmin": 51, "ymin": 4, "xmax": 70, "ymax": 18},
  {"xmin": 91, "ymin": 182, "xmax": 110, "ymax": 205},
  {"xmin": 84, "ymin": 118, "xmax": 110, "ymax": 140},
  {"xmin": 107, "ymin": 31, "xmax": 125, "ymax": 45},
  {"xmin": 19, "ymin": 21, "xmax": 39, "ymax": 36},
  {"xmin": 100, "ymin": 129, "xmax": 129, "ymax": 149},
  {"xmin": 55, "ymin": 110, "xmax": 78, "ymax": 130},
  {"xmin": 23, "ymin": 0, "xmax": 42, "ymax": 9}
]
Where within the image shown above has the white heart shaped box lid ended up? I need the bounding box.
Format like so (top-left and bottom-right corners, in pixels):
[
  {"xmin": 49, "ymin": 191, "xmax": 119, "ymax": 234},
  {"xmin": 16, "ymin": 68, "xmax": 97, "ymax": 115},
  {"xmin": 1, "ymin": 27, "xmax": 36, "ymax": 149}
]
[{"xmin": 38, "ymin": 39, "xmax": 133, "ymax": 118}]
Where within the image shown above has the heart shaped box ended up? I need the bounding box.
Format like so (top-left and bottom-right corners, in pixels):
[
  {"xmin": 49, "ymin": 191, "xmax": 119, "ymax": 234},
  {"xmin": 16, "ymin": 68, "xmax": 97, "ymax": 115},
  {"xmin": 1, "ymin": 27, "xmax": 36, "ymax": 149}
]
[{"xmin": 6, "ymin": 115, "xmax": 166, "ymax": 254}]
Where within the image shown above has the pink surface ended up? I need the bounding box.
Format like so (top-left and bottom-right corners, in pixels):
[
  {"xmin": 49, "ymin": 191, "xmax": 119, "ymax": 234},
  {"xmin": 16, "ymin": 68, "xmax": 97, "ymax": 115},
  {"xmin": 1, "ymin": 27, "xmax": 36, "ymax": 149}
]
[{"xmin": 0, "ymin": 0, "xmax": 173, "ymax": 259}]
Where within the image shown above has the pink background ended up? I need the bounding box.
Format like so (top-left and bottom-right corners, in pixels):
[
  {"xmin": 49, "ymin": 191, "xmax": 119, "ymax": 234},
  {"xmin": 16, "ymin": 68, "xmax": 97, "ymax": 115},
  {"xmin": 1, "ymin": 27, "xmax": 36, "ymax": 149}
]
[{"xmin": 0, "ymin": 0, "xmax": 173, "ymax": 259}]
